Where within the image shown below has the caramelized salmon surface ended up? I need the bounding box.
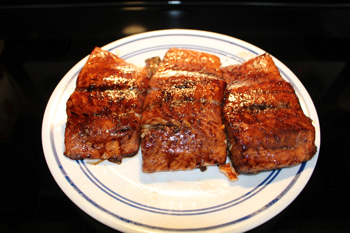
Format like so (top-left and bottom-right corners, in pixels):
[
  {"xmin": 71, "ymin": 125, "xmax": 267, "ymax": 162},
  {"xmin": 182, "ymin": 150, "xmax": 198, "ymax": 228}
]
[
  {"xmin": 64, "ymin": 47, "xmax": 150, "ymax": 163},
  {"xmin": 222, "ymin": 54, "xmax": 317, "ymax": 174},
  {"xmin": 141, "ymin": 48, "xmax": 227, "ymax": 173}
]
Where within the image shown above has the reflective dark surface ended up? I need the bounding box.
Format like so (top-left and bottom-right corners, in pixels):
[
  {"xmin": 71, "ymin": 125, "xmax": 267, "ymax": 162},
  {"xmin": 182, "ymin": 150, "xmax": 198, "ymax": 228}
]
[{"xmin": 1, "ymin": 1, "xmax": 349, "ymax": 232}]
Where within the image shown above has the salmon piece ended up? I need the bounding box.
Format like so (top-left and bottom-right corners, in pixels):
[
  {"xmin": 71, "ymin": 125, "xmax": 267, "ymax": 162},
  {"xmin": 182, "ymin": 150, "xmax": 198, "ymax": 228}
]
[
  {"xmin": 219, "ymin": 163, "xmax": 239, "ymax": 182},
  {"xmin": 141, "ymin": 48, "xmax": 227, "ymax": 173},
  {"xmin": 222, "ymin": 54, "xmax": 317, "ymax": 174},
  {"xmin": 64, "ymin": 47, "xmax": 150, "ymax": 163}
]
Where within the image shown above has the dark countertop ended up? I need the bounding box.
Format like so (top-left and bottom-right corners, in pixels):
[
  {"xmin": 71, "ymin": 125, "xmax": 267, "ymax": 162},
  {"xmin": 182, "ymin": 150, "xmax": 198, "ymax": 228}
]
[{"xmin": 1, "ymin": 1, "xmax": 349, "ymax": 232}]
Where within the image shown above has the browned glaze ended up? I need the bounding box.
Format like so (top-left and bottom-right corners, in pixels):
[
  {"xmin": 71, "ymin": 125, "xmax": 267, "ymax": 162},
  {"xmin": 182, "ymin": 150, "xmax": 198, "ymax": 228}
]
[
  {"xmin": 141, "ymin": 48, "xmax": 227, "ymax": 173},
  {"xmin": 161, "ymin": 48, "xmax": 223, "ymax": 77},
  {"xmin": 76, "ymin": 48, "xmax": 149, "ymax": 95},
  {"xmin": 222, "ymin": 54, "xmax": 317, "ymax": 174},
  {"xmin": 64, "ymin": 47, "xmax": 149, "ymax": 163}
]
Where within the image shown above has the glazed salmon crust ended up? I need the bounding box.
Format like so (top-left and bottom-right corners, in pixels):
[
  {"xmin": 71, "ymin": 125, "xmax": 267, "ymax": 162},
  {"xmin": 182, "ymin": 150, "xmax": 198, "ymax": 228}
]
[
  {"xmin": 222, "ymin": 54, "xmax": 317, "ymax": 174},
  {"xmin": 64, "ymin": 47, "xmax": 150, "ymax": 164},
  {"xmin": 141, "ymin": 48, "xmax": 228, "ymax": 173},
  {"xmin": 63, "ymin": 47, "xmax": 317, "ymax": 177}
]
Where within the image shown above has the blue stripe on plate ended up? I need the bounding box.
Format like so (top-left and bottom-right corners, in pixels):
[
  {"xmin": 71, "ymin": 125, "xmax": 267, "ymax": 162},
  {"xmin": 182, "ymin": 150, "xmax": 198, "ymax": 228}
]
[
  {"xmin": 79, "ymin": 159, "xmax": 279, "ymax": 215},
  {"xmin": 108, "ymin": 33, "xmax": 259, "ymax": 56},
  {"xmin": 52, "ymin": 31, "xmax": 306, "ymax": 231},
  {"xmin": 119, "ymin": 44, "xmax": 246, "ymax": 63}
]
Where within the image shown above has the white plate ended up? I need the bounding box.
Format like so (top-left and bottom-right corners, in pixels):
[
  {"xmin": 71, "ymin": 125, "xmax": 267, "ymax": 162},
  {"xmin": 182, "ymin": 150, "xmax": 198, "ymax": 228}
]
[{"xmin": 42, "ymin": 29, "xmax": 320, "ymax": 233}]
